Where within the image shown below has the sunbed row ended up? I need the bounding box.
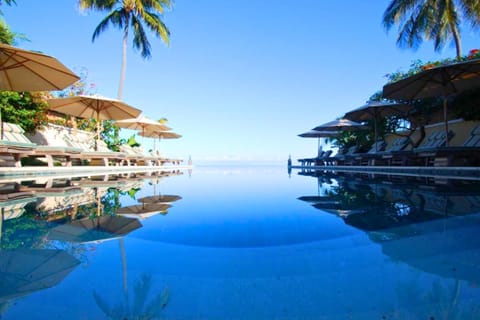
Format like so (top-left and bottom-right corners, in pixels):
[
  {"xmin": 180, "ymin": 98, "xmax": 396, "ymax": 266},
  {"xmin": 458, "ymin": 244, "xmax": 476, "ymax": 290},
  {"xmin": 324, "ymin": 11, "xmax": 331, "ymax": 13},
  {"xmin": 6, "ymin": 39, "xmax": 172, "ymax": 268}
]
[
  {"xmin": 0, "ymin": 122, "xmax": 183, "ymax": 167},
  {"xmin": 298, "ymin": 121, "xmax": 480, "ymax": 168}
]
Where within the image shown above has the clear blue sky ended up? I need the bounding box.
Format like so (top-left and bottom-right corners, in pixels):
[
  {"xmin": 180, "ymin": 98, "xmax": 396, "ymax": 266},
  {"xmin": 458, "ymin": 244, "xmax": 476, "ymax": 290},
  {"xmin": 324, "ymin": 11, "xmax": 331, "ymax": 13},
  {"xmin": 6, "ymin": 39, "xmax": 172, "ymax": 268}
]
[{"xmin": 3, "ymin": 1, "xmax": 479, "ymax": 162}]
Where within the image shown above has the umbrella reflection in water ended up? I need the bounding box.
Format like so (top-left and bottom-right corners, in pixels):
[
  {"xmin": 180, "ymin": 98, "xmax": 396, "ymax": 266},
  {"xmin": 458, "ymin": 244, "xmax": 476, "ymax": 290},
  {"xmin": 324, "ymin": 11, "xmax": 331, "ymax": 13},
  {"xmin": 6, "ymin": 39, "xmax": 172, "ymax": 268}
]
[
  {"xmin": 0, "ymin": 248, "xmax": 79, "ymax": 303},
  {"xmin": 299, "ymin": 171, "xmax": 480, "ymax": 284},
  {"xmin": 47, "ymin": 187, "xmax": 142, "ymax": 244},
  {"xmin": 116, "ymin": 203, "xmax": 172, "ymax": 220}
]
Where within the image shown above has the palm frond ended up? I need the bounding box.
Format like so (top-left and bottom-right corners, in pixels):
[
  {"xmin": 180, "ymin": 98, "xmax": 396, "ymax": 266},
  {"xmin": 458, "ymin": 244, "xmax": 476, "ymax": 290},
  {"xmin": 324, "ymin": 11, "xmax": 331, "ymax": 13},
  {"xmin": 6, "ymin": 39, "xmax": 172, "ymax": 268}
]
[
  {"xmin": 383, "ymin": 0, "xmax": 466, "ymax": 56},
  {"xmin": 93, "ymin": 290, "xmax": 114, "ymax": 317},
  {"xmin": 131, "ymin": 15, "xmax": 152, "ymax": 58},
  {"xmin": 79, "ymin": 0, "xmax": 116, "ymax": 11},
  {"xmin": 383, "ymin": 0, "xmax": 421, "ymax": 30},
  {"xmin": 149, "ymin": 0, "xmax": 173, "ymax": 13},
  {"xmin": 133, "ymin": 0, "xmax": 146, "ymax": 17},
  {"xmin": 142, "ymin": 11, "xmax": 170, "ymax": 44},
  {"xmin": 132, "ymin": 273, "xmax": 152, "ymax": 316},
  {"xmin": 92, "ymin": 9, "xmax": 127, "ymax": 42},
  {"xmin": 396, "ymin": 10, "xmax": 425, "ymax": 49},
  {"xmin": 144, "ymin": 287, "xmax": 170, "ymax": 316},
  {"xmin": 461, "ymin": 0, "xmax": 480, "ymax": 28}
]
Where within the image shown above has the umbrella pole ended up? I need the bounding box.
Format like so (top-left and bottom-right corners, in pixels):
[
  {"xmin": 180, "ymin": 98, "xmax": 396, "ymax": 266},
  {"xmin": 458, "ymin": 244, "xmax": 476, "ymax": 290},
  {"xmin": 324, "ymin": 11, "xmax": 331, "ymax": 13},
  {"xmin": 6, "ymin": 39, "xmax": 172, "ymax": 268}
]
[
  {"xmin": 0, "ymin": 208, "xmax": 3, "ymax": 244},
  {"xmin": 119, "ymin": 238, "xmax": 129, "ymax": 307},
  {"xmin": 443, "ymin": 93, "xmax": 449, "ymax": 147},
  {"xmin": 0, "ymin": 109, "xmax": 3, "ymax": 140},
  {"xmin": 96, "ymin": 111, "xmax": 100, "ymax": 151}
]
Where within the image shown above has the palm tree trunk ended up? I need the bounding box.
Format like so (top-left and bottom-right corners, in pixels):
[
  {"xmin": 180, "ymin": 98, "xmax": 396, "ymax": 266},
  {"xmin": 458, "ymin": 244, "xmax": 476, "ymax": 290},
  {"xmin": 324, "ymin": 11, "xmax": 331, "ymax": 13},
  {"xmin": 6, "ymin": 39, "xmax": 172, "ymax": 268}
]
[
  {"xmin": 450, "ymin": 22, "xmax": 462, "ymax": 59},
  {"xmin": 118, "ymin": 24, "xmax": 128, "ymax": 100}
]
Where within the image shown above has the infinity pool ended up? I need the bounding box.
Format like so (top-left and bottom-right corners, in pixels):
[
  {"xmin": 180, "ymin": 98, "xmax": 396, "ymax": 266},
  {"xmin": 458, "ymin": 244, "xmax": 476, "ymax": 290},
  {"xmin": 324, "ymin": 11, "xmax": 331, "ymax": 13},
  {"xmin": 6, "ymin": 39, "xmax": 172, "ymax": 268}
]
[{"xmin": 1, "ymin": 166, "xmax": 480, "ymax": 319}]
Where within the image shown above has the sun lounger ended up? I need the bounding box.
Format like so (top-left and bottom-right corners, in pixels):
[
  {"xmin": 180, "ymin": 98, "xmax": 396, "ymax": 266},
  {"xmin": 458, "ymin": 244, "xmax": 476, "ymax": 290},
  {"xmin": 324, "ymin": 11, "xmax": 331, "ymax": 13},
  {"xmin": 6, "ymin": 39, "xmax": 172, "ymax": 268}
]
[
  {"xmin": 118, "ymin": 144, "xmax": 157, "ymax": 166},
  {"xmin": 418, "ymin": 124, "xmax": 480, "ymax": 166},
  {"xmin": 327, "ymin": 145, "xmax": 359, "ymax": 166},
  {"xmin": 385, "ymin": 129, "xmax": 454, "ymax": 166},
  {"xmin": 148, "ymin": 149, "xmax": 183, "ymax": 166},
  {"xmin": 314, "ymin": 150, "xmax": 333, "ymax": 166},
  {"xmin": 0, "ymin": 182, "xmax": 35, "ymax": 201},
  {"xmin": 298, "ymin": 150, "xmax": 333, "ymax": 167},
  {"xmin": 0, "ymin": 196, "xmax": 38, "ymax": 222},
  {"xmin": 64, "ymin": 134, "xmax": 126, "ymax": 166},
  {"xmin": 353, "ymin": 137, "xmax": 410, "ymax": 166},
  {"xmin": 298, "ymin": 151, "xmax": 324, "ymax": 167},
  {"xmin": 0, "ymin": 122, "xmax": 84, "ymax": 167},
  {"xmin": 351, "ymin": 140, "xmax": 387, "ymax": 166}
]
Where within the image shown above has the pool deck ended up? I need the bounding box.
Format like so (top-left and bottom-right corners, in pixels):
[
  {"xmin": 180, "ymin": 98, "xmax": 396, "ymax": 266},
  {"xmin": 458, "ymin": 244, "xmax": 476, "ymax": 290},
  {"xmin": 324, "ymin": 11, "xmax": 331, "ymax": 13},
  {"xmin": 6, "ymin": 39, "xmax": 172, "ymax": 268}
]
[
  {"xmin": 0, "ymin": 164, "xmax": 192, "ymax": 181},
  {"xmin": 290, "ymin": 164, "xmax": 480, "ymax": 180}
]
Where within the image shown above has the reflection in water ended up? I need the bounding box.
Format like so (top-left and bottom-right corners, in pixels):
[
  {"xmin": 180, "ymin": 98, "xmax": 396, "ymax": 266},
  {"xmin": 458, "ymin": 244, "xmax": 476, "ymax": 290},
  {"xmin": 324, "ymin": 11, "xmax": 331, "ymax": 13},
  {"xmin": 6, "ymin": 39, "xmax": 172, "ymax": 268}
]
[
  {"xmin": 0, "ymin": 170, "xmax": 183, "ymax": 319},
  {"xmin": 299, "ymin": 171, "xmax": 480, "ymax": 319},
  {"xmin": 4, "ymin": 167, "xmax": 480, "ymax": 318},
  {"xmin": 48, "ymin": 215, "xmax": 143, "ymax": 243},
  {"xmin": 93, "ymin": 273, "xmax": 169, "ymax": 320},
  {"xmin": 0, "ymin": 249, "xmax": 79, "ymax": 302}
]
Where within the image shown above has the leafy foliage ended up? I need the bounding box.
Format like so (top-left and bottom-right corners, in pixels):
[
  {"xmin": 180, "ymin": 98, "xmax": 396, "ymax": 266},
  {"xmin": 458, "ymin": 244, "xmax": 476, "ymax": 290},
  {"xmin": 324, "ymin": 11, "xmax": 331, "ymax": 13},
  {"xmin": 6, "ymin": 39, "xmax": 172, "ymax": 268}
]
[
  {"xmin": 0, "ymin": 18, "xmax": 26, "ymax": 44},
  {"xmin": 0, "ymin": 206, "xmax": 50, "ymax": 250},
  {"xmin": 126, "ymin": 134, "xmax": 140, "ymax": 147},
  {"xmin": 385, "ymin": 48, "xmax": 480, "ymax": 84},
  {"xmin": 0, "ymin": 91, "xmax": 49, "ymax": 132}
]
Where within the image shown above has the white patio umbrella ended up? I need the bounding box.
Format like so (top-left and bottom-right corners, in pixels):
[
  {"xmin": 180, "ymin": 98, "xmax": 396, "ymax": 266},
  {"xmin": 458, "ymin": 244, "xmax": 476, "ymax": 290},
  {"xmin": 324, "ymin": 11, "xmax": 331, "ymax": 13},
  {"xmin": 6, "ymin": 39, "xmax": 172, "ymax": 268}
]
[
  {"xmin": 0, "ymin": 43, "xmax": 80, "ymax": 139},
  {"xmin": 115, "ymin": 114, "xmax": 171, "ymax": 147},
  {"xmin": 47, "ymin": 95, "xmax": 141, "ymax": 150},
  {"xmin": 139, "ymin": 129, "xmax": 181, "ymax": 153}
]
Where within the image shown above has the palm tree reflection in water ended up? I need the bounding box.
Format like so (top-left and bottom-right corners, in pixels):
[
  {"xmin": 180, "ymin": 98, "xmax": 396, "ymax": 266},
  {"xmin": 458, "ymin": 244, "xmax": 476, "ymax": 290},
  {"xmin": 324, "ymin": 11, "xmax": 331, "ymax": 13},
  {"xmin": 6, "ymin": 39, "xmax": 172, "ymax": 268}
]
[
  {"xmin": 93, "ymin": 273, "xmax": 169, "ymax": 320},
  {"xmin": 93, "ymin": 183, "xmax": 169, "ymax": 319}
]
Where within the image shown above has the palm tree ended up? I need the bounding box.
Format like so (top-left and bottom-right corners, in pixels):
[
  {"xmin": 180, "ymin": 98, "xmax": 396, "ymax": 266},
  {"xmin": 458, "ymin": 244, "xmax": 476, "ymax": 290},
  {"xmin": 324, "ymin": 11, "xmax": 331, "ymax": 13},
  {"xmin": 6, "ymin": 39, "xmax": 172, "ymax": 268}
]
[
  {"xmin": 383, "ymin": 0, "xmax": 480, "ymax": 59},
  {"xmin": 0, "ymin": 0, "xmax": 16, "ymax": 16},
  {"xmin": 79, "ymin": 0, "xmax": 172, "ymax": 99}
]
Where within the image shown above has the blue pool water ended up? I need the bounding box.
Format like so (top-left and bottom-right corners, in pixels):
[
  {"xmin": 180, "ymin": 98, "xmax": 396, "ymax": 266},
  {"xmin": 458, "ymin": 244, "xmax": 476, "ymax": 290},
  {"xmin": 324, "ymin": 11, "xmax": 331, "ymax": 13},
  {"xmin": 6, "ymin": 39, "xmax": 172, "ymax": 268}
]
[{"xmin": 1, "ymin": 166, "xmax": 480, "ymax": 319}]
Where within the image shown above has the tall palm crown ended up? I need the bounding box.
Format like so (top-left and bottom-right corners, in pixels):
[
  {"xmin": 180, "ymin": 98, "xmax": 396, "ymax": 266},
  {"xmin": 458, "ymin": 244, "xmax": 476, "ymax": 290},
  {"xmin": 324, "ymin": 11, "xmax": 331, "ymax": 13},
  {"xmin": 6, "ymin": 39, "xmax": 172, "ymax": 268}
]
[
  {"xmin": 383, "ymin": 0, "xmax": 480, "ymax": 59},
  {"xmin": 79, "ymin": 0, "xmax": 172, "ymax": 99}
]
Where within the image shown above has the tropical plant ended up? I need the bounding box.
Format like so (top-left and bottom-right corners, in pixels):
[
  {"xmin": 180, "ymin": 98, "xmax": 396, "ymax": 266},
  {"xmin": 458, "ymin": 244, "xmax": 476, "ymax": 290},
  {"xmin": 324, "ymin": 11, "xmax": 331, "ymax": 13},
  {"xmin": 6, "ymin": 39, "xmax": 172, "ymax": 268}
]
[
  {"xmin": 0, "ymin": 91, "xmax": 49, "ymax": 132},
  {"xmin": 79, "ymin": 0, "xmax": 172, "ymax": 99},
  {"xmin": 383, "ymin": 0, "xmax": 480, "ymax": 59},
  {"xmin": 0, "ymin": 18, "xmax": 26, "ymax": 44},
  {"xmin": 126, "ymin": 134, "xmax": 140, "ymax": 147}
]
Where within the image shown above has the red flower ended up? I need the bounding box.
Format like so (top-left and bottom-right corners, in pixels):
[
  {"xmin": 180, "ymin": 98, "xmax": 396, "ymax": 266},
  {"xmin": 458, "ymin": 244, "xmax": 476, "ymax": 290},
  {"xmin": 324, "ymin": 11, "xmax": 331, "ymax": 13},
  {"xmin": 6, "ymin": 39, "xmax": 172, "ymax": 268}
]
[{"xmin": 468, "ymin": 49, "xmax": 480, "ymax": 59}]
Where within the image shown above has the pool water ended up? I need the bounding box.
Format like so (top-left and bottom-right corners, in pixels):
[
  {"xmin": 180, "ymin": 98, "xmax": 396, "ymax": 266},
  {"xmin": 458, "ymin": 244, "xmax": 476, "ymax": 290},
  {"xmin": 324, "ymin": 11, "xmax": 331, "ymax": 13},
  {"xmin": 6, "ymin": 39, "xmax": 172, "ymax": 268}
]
[{"xmin": 1, "ymin": 166, "xmax": 480, "ymax": 319}]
